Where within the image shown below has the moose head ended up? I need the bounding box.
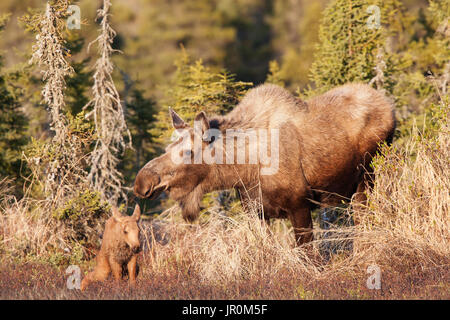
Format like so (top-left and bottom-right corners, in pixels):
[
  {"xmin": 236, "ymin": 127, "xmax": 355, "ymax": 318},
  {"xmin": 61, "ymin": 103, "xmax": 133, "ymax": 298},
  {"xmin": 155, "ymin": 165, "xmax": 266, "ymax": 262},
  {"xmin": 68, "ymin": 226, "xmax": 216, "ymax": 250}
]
[
  {"xmin": 133, "ymin": 108, "xmax": 222, "ymax": 222},
  {"xmin": 111, "ymin": 204, "xmax": 142, "ymax": 254}
]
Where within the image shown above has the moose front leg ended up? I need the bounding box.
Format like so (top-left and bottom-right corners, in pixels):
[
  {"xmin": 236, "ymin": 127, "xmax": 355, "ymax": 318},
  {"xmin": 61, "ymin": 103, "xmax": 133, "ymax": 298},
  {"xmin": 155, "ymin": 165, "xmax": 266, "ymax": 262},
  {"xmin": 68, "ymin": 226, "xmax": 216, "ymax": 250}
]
[
  {"xmin": 110, "ymin": 260, "xmax": 123, "ymax": 284},
  {"xmin": 289, "ymin": 206, "xmax": 313, "ymax": 246},
  {"xmin": 127, "ymin": 255, "xmax": 138, "ymax": 287}
]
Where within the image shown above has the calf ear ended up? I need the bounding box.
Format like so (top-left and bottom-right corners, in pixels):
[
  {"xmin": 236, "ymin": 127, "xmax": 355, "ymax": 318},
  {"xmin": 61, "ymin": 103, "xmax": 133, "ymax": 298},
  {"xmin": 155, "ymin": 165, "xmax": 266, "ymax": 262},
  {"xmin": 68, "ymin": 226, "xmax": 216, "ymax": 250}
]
[
  {"xmin": 169, "ymin": 107, "xmax": 188, "ymax": 131},
  {"xmin": 132, "ymin": 204, "xmax": 141, "ymax": 221},
  {"xmin": 112, "ymin": 206, "xmax": 123, "ymax": 222},
  {"xmin": 194, "ymin": 111, "xmax": 210, "ymax": 139}
]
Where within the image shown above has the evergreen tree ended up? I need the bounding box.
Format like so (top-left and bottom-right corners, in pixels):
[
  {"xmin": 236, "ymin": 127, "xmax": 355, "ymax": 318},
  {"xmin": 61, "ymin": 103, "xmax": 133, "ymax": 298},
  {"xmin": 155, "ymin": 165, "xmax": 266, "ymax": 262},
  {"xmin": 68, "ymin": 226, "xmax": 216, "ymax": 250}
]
[
  {"xmin": 120, "ymin": 88, "xmax": 158, "ymax": 185},
  {"xmin": 391, "ymin": 0, "xmax": 449, "ymax": 140},
  {"xmin": 112, "ymin": 0, "xmax": 237, "ymax": 101},
  {"xmin": 86, "ymin": 0, "xmax": 132, "ymax": 203},
  {"xmin": 265, "ymin": 60, "xmax": 285, "ymax": 87},
  {"xmin": 269, "ymin": 0, "xmax": 327, "ymax": 91},
  {"xmin": 64, "ymin": 35, "xmax": 93, "ymax": 116},
  {"xmin": 220, "ymin": 0, "xmax": 274, "ymax": 84},
  {"xmin": 307, "ymin": 0, "xmax": 408, "ymax": 95},
  {"xmin": 151, "ymin": 50, "xmax": 252, "ymax": 145},
  {"xmin": 0, "ymin": 15, "xmax": 28, "ymax": 180}
]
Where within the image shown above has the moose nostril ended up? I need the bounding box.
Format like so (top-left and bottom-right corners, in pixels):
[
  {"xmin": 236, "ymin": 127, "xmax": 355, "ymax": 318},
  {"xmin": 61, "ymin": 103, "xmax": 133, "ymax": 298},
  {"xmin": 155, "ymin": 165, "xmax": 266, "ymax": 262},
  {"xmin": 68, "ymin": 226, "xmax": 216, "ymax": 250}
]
[{"xmin": 144, "ymin": 188, "xmax": 152, "ymax": 198}]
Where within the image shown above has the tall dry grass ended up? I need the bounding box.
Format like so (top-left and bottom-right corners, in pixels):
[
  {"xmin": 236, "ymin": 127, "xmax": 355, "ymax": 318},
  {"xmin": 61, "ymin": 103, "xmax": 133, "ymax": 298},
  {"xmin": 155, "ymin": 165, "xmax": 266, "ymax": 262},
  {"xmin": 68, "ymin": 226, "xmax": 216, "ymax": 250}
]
[
  {"xmin": 0, "ymin": 181, "xmax": 103, "ymax": 262},
  {"xmin": 352, "ymin": 115, "xmax": 449, "ymax": 275}
]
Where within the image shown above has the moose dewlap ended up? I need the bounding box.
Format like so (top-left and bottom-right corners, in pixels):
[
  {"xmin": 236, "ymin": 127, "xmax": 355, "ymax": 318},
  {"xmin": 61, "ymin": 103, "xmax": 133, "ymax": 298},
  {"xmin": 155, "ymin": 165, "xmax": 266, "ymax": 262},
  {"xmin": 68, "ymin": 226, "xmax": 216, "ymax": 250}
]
[
  {"xmin": 134, "ymin": 83, "xmax": 395, "ymax": 245},
  {"xmin": 80, "ymin": 204, "xmax": 141, "ymax": 291}
]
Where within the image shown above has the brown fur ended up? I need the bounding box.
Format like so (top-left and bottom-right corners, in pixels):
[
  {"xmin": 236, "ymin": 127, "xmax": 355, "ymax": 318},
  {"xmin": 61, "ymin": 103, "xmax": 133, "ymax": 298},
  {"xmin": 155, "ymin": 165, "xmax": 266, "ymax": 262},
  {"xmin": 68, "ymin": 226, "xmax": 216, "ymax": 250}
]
[
  {"xmin": 80, "ymin": 205, "xmax": 141, "ymax": 291},
  {"xmin": 134, "ymin": 83, "xmax": 395, "ymax": 245}
]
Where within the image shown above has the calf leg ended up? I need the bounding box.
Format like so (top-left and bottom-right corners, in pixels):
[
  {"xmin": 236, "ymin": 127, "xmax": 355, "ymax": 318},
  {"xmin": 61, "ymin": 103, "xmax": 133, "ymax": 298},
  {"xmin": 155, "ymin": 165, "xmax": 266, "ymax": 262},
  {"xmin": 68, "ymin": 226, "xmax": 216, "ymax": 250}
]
[
  {"xmin": 110, "ymin": 260, "xmax": 123, "ymax": 283},
  {"xmin": 80, "ymin": 254, "xmax": 111, "ymax": 291},
  {"xmin": 127, "ymin": 255, "xmax": 138, "ymax": 287}
]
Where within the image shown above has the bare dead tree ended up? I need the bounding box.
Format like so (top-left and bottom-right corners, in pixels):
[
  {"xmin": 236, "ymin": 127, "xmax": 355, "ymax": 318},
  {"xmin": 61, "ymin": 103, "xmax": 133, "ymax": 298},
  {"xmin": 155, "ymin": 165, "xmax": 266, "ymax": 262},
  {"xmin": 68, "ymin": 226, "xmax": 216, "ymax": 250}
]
[
  {"xmin": 85, "ymin": 0, "xmax": 132, "ymax": 203},
  {"xmin": 29, "ymin": 1, "xmax": 88, "ymax": 205}
]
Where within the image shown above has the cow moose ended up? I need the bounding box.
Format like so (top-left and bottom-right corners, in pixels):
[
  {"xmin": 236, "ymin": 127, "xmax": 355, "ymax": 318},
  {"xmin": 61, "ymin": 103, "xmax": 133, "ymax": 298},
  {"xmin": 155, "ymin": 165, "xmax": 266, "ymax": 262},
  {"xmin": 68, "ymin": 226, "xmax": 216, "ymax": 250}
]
[{"xmin": 134, "ymin": 83, "xmax": 395, "ymax": 245}]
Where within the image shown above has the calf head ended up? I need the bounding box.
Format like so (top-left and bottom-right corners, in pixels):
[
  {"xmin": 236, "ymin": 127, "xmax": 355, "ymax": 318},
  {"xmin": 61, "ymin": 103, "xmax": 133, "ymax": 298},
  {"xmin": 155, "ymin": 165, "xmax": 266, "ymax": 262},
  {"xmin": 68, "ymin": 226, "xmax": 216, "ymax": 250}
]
[{"xmin": 112, "ymin": 204, "xmax": 141, "ymax": 253}]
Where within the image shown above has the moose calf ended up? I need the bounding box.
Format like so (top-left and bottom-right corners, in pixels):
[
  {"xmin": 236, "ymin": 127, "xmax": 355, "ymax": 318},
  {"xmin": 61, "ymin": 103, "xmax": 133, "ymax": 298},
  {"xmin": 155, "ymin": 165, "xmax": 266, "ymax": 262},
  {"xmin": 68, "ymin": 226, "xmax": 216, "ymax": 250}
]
[{"xmin": 80, "ymin": 204, "xmax": 141, "ymax": 291}]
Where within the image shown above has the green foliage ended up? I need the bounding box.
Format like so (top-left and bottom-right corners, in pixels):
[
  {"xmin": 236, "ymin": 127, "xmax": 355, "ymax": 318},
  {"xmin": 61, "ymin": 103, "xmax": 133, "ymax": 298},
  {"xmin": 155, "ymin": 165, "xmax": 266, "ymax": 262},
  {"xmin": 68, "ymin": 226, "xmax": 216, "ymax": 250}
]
[
  {"xmin": 64, "ymin": 35, "xmax": 93, "ymax": 116},
  {"xmin": 269, "ymin": 0, "xmax": 327, "ymax": 91},
  {"xmin": 307, "ymin": 0, "xmax": 408, "ymax": 95},
  {"xmin": 24, "ymin": 111, "xmax": 94, "ymax": 199},
  {"xmin": 46, "ymin": 241, "xmax": 85, "ymax": 267},
  {"xmin": 120, "ymin": 88, "xmax": 159, "ymax": 184},
  {"xmin": 220, "ymin": 0, "xmax": 274, "ymax": 83},
  {"xmin": 151, "ymin": 50, "xmax": 252, "ymax": 145},
  {"xmin": 371, "ymin": 93, "xmax": 448, "ymax": 176},
  {"xmin": 0, "ymin": 15, "xmax": 29, "ymax": 180},
  {"xmin": 392, "ymin": 0, "xmax": 449, "ymax": 116},
  {"xmin": 20, "ymin": 0, "xmax": 72, "ymax": 34},
  {"xmin": 53, "ymin": 189, "xmax": 110, "ymax": 243},
  {"xmin": 113, "ymin": 0, "xmax": 237, "ymax": 100},
  {"xmin": 265, "ymin": 60, "xmax": 285, "ymax": 87},
  {"xmin": 420, "ymin": 95, "xmax": 449, "ymax": 141}
]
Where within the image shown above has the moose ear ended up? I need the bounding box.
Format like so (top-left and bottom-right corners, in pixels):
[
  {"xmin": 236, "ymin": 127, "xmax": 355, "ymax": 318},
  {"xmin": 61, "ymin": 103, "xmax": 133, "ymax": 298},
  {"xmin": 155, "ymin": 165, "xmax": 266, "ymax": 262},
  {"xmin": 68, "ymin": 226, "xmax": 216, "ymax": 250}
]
[
  {"xmin": 112, "ymin": 206, "xmax": 123, "ymax": 222},
  {"xmin": 194, "ymin": 111, "xmax": 210, "ymax": 138},
  {"xmin": 132, "ymin": 204, "xmax": 141, "ymax": 221},
  {"xmin": 169, "ymin": 107, "xmax": 188, "ymax": 131}
]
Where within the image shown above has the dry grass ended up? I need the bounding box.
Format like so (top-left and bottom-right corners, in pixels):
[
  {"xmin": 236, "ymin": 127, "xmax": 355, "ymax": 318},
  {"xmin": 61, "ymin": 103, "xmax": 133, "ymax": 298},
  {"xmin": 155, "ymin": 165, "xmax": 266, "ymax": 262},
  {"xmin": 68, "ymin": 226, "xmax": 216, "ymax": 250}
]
[{"xmin": 1, "ymin": 101, "xmax": 449, "ymax": 299}]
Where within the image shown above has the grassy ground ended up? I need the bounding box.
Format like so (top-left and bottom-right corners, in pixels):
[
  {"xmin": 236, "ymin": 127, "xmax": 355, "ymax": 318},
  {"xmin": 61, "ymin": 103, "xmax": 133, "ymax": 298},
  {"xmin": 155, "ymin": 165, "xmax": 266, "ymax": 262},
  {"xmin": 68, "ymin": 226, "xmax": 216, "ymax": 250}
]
[{"xmin": 0, "ymin": 252, "xmax": 447, "ymax": 300}]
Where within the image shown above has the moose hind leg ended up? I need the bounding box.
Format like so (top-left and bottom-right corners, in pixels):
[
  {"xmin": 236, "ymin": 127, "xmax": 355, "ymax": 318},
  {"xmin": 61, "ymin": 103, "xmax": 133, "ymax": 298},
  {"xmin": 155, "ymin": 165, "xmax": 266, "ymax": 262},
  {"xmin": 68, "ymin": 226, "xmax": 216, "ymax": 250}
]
[
  {"xmin": 289, "ymin": 205, "xmax": 313, "ymax": 246},
  {"xmin": 80, "ymin": 255, "xmax": 111, "ymax": 291},
  {"xmin": 352, "ymin": 176, "xmax": 373, "ymax": 225}
]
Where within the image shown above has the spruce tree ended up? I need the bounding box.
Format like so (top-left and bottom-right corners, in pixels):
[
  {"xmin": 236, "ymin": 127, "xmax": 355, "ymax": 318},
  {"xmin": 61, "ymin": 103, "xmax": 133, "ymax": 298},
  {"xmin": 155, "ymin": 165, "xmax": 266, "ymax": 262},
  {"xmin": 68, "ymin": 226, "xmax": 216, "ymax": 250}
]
[
  {"xmin": 0, "ymin": 15, "xmax": 28, "ymax": 180},
  {"xmin": 151, "ymin": 50, "xmax": 252, "ymax": 145},
  {"xmin": 265, "ymin": 60, "xmax": 285, "ymax": 87},
  {"xmin": 121, "ymin": 88, "xmax": 158, "ymax": 184},
  {"xmin": 113, "ymin": 0, "xmax": 237, "ymax": 101},
  {"xmin": 307, "ymin": 0, "xmax": 407, "ymax": 95},
  {"xmin": 269, "ymin": 0, "xmax": 327, "ymax": 91}
]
